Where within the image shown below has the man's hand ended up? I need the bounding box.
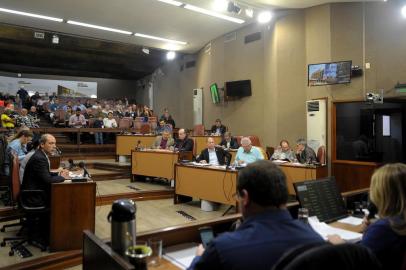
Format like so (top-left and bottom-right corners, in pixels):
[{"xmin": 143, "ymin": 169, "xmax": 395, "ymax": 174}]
[
  {"xmin": 195, "ymin": 244, "xmax": 205, "ymax": 256},
  {"xmin": 327, "ymin": 234, "xmax": 345, "ymax": 245},
  {"xmin": 200, "ymin": 160, "xmax": 207, "ymax": 164},
  {"xmin": 237, "ymin": 160, "xmax": 245, "ymax": 165},
  {"xmin": 60, "ymin": 169, "xmax": 70, "ymax": 179}
]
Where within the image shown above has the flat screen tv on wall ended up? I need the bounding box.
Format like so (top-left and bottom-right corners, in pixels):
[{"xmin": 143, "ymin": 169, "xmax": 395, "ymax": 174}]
[
  {"xmin": 225, "ymin": 80, "xmax": 252, "ymax": 97},
  {"xmin": 308, "ymin": 60, "xmax": 352, "ymax": 86},
  {"xmin": 210, "ymin": 83, "xmax": 220, "ymax": 104}
]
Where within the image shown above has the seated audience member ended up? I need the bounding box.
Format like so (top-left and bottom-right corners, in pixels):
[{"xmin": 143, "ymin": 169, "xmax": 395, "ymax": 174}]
[
  {"xmin": 92, "ymin": 101, "xmax": 102, "ymax": 110},
  {"xmin": 72, "ymin": 100, "xmax": 86, "ymax": 111},
  {"xmin": 271, "ymin": 140, "xmax": 295, "ymax": 161},
  {"xmin": 174, "ymin": 128, "xmax": 194, "ymax": 152},
  {"xmin": 62, "ymin": 101, "xmax": 73, "ymax": 111},
  {"xmin": 188, "ymin": 160, "xmax": 324, "ymax": 270},
  {"xmin": 159, "ymin": 108, "xmax": 176, "ymax": 128},
  {"xmin": 1, "ymin": 109, "xmax": 15, "ymax": 128},
  {"xmin": 16, "ymin": 108, "xmax": 39, "ymax": 128},
  {"xmin": 196, "ymin": 137, "xmax": 231, "ymax": 166},
  {"xmin": 69, "ymin": 108, "xmax": 87, "ymax": 128},
  {"xmin": 219, "ymin": 131, "xmax": 239, "ymax": 149},
  {"xmin": 19, "ymin": 139, "xmax": 40, "ymax": 183},
  {"xmin": 140, "ymin": 105, "xmax": 153, "ymax": 122},
  {"xmin": 83, "ymin": 108, "xmax": 94, "ymax": 120},
  {"xmin": 93, "ymin": 115, "xmax": 104, "ymax": 145},
  {"xmin": 152, "ymin": 130, "xmax": 174, "ymax": 150},
  {"xmin": 28, "ymin": 106, "xmax": 40, "ymax": 125},
  {"xmin": 295, "ymin": 138, "xmax": 317, "ymax": 164},
  {"xmin": 155, "ymin": 120, "xmax": 166, "ymax": 134},
  {"xmin": 328, "ymin": 163, "xmax": 406, "ymax": 270},
  {"xmin": 103, "ymin": 112, "xmax": 118, "ymax": 128},
  {"xmin": 7, "ymin": 130, "xmax": 33, "ymax": 162},
  {"xmin": 21, "ymin": 134, "xmax": 69, "ymax": 244},
  {"xmin": 64, "ymin": 106, "xmax": 73, "ymax": 126},
  {"xmin": 235, "ymin": 137, "xmax": 264, "ymax": 165},
  {"xmin": 210, "ymin": 119, "xmax": 226, "ymax": 135}
]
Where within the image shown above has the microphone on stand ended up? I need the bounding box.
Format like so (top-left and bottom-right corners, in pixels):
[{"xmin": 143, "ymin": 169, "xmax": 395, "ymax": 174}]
[
  {"xmin": 78, "ymin": 161, "xmax": 91, "ymax": 178},
  {"xmin": 136, "ymin": 140, "xmax": 141, "ymax": 150},
  {"xmin": 55, "ymin": 146, "xmax": 62, "ymax": 155},
  {"xmin": 68, "ymin": 158, "xmax": 75, "ymax": 169}
]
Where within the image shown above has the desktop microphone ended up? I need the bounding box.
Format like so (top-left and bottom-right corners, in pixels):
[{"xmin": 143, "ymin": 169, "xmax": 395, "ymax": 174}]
[
  {"xmin": 78, "ymin": 161, "xmax": 91, "ymax": 178},
  {"xmin": 55, "ymin": 146, "xmax": 62, "ymax": 155},
  {"xmin": 136, "ymin": 140, "xmax": 141, "ymax": 150},
  {"xmin": 68, "ymin": 158, "xmax": 75, "ymax": 169}
]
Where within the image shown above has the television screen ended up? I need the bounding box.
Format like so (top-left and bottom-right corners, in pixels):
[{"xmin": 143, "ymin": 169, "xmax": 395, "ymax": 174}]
[
  {"xmin": 210, "ymin": 83, "xmax": 220, "ymax": 104},
  {"xmin": 308, "ymin": 61, "xmax": 352, "ymax": 86},
  {"xmin": 225, "ymin": 80, "xmax": 252, "ymax": 97}
]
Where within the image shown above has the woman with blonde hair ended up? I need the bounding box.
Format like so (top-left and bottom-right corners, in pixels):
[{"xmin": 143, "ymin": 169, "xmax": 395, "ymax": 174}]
[{"xmin": 329, "ymin": 163, "xmax": 406, "ymax": 269}]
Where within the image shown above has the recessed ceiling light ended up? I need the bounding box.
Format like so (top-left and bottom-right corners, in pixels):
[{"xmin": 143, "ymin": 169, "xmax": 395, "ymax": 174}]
[
  {"xmin": 0, "ymin": 7, "xmax": 63, "ymax": 22},
  {"xmin": 157, "ymin": 0, "xmax": 183, "ymax": 7},
  {"xmin": 184, "ymin": 4, "xmax": 245, "ymax": 24},
  {"xmin": 166, "ymin": 51, "xmax": 176, "ymax": 60},
  {"xmin": 67, "ymin": 20, "xmax": 132, "ymax": 35},
  {"xmin": 135, "ymin": 33, "xmax": 187, "ymax": 45},
  {"xmin": 212, "ymin": 0, "xmax": 228, "ymax": 12},
  {"xmin": 245, "ymin": 8, "xmax": 254, "ymax": 18},
  {"xmin": 257, "ymin": 11, "xmax": 272, "ymax": 24},
  {"xmin": 142, "ymin": 47, "xmax": 150, "ymax": 54}
]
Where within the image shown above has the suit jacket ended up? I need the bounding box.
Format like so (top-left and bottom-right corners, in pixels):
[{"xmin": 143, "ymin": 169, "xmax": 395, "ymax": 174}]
[
  {"xmin": 296, "ymin": 145, "xmax": 317, "ymax": 164},
  {"xmin": 211, "ymin": 125, "xmax": 227, "ymax": 135},
  {"xmin": 196, "ymin": 147, "xmax": 231, "ymax": 166},
  {"xmin": 21, "ymin": 149, "xmax": 65, "ymax": 206},
  {"xmin": 219, "ymin": 138, "xmax": 239, "ymax": 149},
  {"xmin": 174, "ymin": 137, "xmax": 194, "ymax": 152},
  {"xmin": 188, "ymin": 209, "xmax": 324, "ymax": 270},
  {"xmin": 152, "ymin": 136, "xmax": 175, "ymax": 149}
]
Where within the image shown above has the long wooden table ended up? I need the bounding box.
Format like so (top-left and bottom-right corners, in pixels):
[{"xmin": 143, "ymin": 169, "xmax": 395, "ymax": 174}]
[
  {"xmin": 50, "ymin": 181, "xmax": 96, "ymax": 252},
  {"xmin": 117, "ymin": 134, "xmax": 156, "ymax": 156},
  {"xmin": 174, "ymin": 164, "xmax": 238, "ymax": 206},
  {"xmin": 131, "ymin": 150, "xmax": 179, "ymax": 180},
  {"xmin": 278, "ymin": 163, "xmax": 328, "ymax": 195}
]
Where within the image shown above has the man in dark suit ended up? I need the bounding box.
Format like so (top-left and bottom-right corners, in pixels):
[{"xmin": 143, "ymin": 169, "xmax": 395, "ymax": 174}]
[
  {"xmin": 174, "ymin": 128, "xmax": 194, "ymax": 152},
  {"xmin": 219, "ymin": 132, "xmax": 239, "ymax": 149},
  {"xmin": 210, "ymin": 119, "xmax": 226, "ymax": 135},
  {"xmin": 22, "ymin": 134, "xmax": 69, "ymax": 206},
  {"xmin": 196, "ymin": 137, "xmax": 231, "ymax": 166},
  {"xmin": 187, "ymin": 160, "xmax": 324, "ymax": 270},
  {"xmin": 21, "ymin": 134, "xmax": 69, "ymax": 243}
]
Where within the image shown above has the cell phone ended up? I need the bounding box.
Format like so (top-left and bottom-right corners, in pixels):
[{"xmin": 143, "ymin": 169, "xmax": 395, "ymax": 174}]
[{"xmin": 199, "ymin": 226, "xmax": 214, "ymax": 248}]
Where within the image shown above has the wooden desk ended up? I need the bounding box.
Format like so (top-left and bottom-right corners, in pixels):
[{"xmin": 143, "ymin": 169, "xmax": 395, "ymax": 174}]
[
  {"xmin": 131, "ymin": 150, "xmax": 179, "ymax": 180},
  {"xmin": 175, "ymin": 164, "xmax": 237, "ymax": 206},
  {"xmin": 50, "ymin": 181, "xmax": 96, "ymax": 252},
  {"xmin": 191, "ymin": 136, "xmax": 221, "ymax": 156},
  {"xmin": 278, "ymin": 163, "xmax": 328, "ymax": 195},
  {"xmin": 116, "ymin": 135, "xmax": 156, "ymax": 156}
]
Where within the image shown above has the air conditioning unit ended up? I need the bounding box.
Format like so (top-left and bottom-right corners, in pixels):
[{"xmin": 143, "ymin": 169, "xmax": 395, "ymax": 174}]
[
  {"xmin": 306, "ymin": 99, "xmax": 327, "ymax": 153},
  {"xmin": 193, "ymin": 88, "xmax": 203, "ymax": 125}
]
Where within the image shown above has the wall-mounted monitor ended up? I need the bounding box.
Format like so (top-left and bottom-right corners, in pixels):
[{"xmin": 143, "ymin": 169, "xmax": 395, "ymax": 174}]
[
  {"xmin": 210, "ymin": 83, "xmax": 220, "ymax": 104},
  {"xmin": 308, "ymin": 60, "xmax": 352, "ymax": 86},
  {"xmin": 225, "ymin": 80, "xmax": 252, "ymax": 97}
]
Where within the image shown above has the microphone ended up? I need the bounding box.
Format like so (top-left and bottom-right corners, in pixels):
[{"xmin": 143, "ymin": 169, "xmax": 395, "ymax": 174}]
[
  {"xmin": 68, "ymin": 158, "xmax": 75, "ymax": 169},
  {"xmin": 136, "ymin": 140, "xmax": 141, "ymax": 150},
  {"xmin": 78, "ymin": 161, "xmax": 91, "ymax": 178},
  {"xmin": 55, "ymin": 146, "xmax": 62, "ymax": 155}
]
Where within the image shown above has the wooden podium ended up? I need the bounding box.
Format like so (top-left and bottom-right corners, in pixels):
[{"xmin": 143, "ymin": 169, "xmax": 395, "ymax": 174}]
[{"xmin": 50, "ymin": 181, "xmax": 96, "ymax": 252}]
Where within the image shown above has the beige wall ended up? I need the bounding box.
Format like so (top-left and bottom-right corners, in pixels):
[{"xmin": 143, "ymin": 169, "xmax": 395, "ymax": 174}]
[{"xmin": 145, "ymin": 0, "xmax": 406, "ymax": 157}]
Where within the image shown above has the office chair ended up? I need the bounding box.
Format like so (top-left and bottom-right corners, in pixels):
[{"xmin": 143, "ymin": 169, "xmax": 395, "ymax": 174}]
[
  {"xmin": 273, "ymin": 243, "xmax": 382, "ymax": 270},
  {"xmin": 0, "ymin": 153, "xmax": 48, "ymax": 256}
]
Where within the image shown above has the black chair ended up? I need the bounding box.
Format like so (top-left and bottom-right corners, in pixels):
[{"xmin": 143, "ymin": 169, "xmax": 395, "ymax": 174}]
[
  {"xmin": 272, "ymin": 243, "xmax": 382, "ymax": 270},
  {"xmin": 0, "ymin": 153, "xmax": 48, "ymax": 256}
]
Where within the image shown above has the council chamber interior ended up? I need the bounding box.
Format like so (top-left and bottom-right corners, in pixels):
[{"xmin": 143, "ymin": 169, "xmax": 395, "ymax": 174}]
[{"xmin": 0, "ymin": 0, "xmax": 405, "ymax": 270}]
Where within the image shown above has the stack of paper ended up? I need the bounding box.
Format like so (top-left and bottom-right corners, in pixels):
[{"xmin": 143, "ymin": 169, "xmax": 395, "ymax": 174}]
[
  {"xmin": 308, "ymin": 216, "xmax": 362, "ymax": 243},
  {"xmin": 163, "ymin": 243, "xmax": 197, "ymax": 270},
  {"xmin": 337, "ymin": 216, "xmax": 363, "ymax": 226}
]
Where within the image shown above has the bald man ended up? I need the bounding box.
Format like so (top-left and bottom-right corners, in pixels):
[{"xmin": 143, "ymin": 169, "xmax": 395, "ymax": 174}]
[
  {"xmin": 196, "ymin": 137, "xmax": 231, "ymax": 166},
  {"xmin": 174, "ymin": 128, "xmax": 194, "ymax": 152}
]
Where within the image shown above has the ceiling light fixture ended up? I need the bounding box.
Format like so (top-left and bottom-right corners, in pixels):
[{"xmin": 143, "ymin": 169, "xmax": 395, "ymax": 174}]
[
  {"xmin": 257, "ymin": 11, "xmax": 272, "ymax": 24},
  {"xmin": 135, "ymin": 33, "xmax": 187, "ymax": 45},
  {"xmin": 184, "ymin": 4, "xmax": 245, "ymax": 24},
  {"xmin": 166, "ymin": 51, "xmax": 176, "ymax": 60},
  {"xmin": 142, "ymin": 47, "xmax": 150, "ymax": 54},
  {"xmin": 0, "ymin": 7, "xmax": 63, "ymax": 22},
  {"xmin": 402, "ymin": 5, "xmax": 406, "ymax": 18},
  {"xmin": 157, "ymin": 0, "xmax": 183, "ymax": 7},
  {"xmin": 245, "ymin": 8, "xmax": 254, "ymax": 18},
  {"xmin": 212, "ymin": 0, "xmax": 228, "ymax": 12},
  {"xmin": 67, "ymin": 20, "xmax": 132, "ymax": 35},
  {"xmin": 52, "ymin": 35, "xmax": 59, "ymax": 44}
]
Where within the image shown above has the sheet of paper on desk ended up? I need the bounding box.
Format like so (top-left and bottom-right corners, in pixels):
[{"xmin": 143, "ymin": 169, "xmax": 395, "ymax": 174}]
[
  {"xmin": 337, "ymin": 216, "xmax": 363, "ymax": 226},
  {"xmin": 191, "ymin": 162, "xmax": 211, "ymax": 166},
  {"xmin": 272, "ymin": 160, "xmax": 288, "ymax": 164},
  {"xmin": 163, "ymin": 242, "xmax": 197, "ymax": 270},
  {"xmin": 308, "ymin": 216, "xmax": 362, "ymax": 243}
]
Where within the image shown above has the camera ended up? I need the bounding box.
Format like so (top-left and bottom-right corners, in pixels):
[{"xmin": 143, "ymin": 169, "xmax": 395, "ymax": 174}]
[{"xmin": 365, "ymin": 92, "xmax": 383, "ymax": 104}]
